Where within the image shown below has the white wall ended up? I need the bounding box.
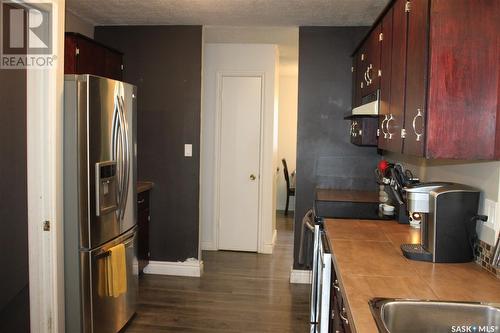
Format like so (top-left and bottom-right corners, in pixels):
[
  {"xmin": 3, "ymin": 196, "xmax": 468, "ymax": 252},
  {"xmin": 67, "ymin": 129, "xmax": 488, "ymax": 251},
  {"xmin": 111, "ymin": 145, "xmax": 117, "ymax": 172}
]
[
  {"xmin": 277, "ymin": 74, "xmax": 298, "ymax": 211},
  {"xmin": 65, "ymin": 10, "xmax": 94, "ymax": 38},
  {"xmin": 203, "ymin": 26, "xmax": 299, "ymax": 212},
  {"xmin": 201, "ymin": 43, "xmax": 279, "ymax": 253},
  {"xmin": 386, "ymin": 152, "xmax": 500, "ymax": 245}
]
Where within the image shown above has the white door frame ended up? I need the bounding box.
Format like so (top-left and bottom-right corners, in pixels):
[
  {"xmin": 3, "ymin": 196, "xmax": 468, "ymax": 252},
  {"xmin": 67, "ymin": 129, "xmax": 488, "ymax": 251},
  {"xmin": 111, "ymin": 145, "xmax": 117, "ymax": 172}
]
[
  {"xmin": 26, "ymin": 0, "xmax": 65, "ymax": 332},
  {"xmin": 213, "ymin": 71, "xmax": 267, "ymax": 252}
]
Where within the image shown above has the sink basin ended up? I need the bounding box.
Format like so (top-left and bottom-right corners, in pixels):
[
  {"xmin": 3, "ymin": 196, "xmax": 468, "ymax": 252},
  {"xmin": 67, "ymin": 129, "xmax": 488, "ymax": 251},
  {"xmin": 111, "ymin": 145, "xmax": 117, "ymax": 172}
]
[{"xmin": 369, "ymin": 298, "xmax": 500, "ymax": 333}]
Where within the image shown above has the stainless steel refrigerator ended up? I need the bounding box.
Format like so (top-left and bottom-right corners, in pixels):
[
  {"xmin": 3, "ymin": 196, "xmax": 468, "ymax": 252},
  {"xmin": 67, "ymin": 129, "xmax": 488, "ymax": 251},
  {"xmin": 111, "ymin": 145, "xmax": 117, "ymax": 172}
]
[{"xmin": 64, "ymin": 75, "xmax": 138, "ymax": 333}]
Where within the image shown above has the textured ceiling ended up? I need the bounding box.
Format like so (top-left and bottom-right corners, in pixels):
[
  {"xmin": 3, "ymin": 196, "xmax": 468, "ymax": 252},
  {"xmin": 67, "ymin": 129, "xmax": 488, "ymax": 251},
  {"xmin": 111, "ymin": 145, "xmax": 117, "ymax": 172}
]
[{"xmin": 67, "ymin": 0, "xmax": 389, "ymax": 26}]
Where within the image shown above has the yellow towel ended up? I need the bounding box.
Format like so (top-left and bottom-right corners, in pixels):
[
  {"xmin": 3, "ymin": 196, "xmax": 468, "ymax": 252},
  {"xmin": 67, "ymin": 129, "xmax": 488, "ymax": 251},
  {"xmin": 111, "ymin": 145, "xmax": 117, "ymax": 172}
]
[
  {"xmin": 96, "ymin": 243, "xmax": 128, "ymax": 298},
  {"xmin": 107, "ymin": 243, "xmax": 127, "ymax": 298}
]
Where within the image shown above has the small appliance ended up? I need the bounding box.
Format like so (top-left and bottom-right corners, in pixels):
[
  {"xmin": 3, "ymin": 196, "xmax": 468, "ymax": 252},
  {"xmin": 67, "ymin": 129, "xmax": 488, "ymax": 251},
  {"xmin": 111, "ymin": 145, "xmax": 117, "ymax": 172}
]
[{"xmin": 401, "ymin": 182, "xmax": 481, "ymax": 263}]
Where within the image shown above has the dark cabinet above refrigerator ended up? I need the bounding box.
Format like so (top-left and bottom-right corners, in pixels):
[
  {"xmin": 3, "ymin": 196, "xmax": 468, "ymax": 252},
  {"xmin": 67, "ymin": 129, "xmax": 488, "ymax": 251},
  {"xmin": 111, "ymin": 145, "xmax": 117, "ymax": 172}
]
[{"xmin": 65, "ymin": 32, "xmax": 124, "ymax": 81}]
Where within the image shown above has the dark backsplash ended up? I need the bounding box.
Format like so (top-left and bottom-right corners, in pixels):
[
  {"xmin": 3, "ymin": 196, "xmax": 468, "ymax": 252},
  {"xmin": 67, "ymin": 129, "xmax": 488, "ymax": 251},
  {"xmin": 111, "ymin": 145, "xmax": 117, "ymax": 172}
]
[
  {"xmin": 293, "ymin": 27, "xmax": 380, "ymax": 269},
  {"xmin": 95, "ymin": 26, "xmax": 202, "ymax": 262}
]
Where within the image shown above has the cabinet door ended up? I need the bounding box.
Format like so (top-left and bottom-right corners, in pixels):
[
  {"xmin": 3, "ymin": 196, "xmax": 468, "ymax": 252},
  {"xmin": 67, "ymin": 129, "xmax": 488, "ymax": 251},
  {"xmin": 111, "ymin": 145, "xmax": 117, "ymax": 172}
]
[
  {"xmin": 137, "ymin": 191, "xmax": 150, "ymax": 275},
  {"xmin": 378, "ymin": 7, "xmax": 394, "ymax": 150},
  {"xmin": 351, "ymin": 118, "xmax": 378, "ymax": 146},
  {"xmin": 64, "ymin": 35, "xmax": 78, "ymax": 74},
  {"xmin": 426, "ymin": 0, "xmax": 499, "ymax": 159},
  {"xmin": 104, "ymin": 49, "xmax": 123, "ymax": 81},
  {"xmin": 331, "ymin": 274, "xmax": 344, "ymax": 333},
  {"xmin": 403, "ymin": 0, "xmax": 430, "ymax": 157},
  {"xmin": 76, "ymin": 37, "xmax": 106, "ymax": 77},
  {"xmin": 362, "ymin": 25, "xmax": 382, "ymax": 98},
  {"xmin": 384, "ymin": 0, "xmax": 408, "ymax": 153},
  {"xmin": 351, "ymin": 57, "xmax": 360, "ymax": 108},
  {"xmin": 354, "ymin": 48, "xmax": 367, "ymax": 106}
]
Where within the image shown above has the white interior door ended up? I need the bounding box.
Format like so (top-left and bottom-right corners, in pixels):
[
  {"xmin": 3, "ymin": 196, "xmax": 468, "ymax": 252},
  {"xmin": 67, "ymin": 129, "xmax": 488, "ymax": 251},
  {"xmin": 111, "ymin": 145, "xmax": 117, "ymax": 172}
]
[{"xmin": 218, "ymin": 75, "xmax": 262, "ymax": 252}]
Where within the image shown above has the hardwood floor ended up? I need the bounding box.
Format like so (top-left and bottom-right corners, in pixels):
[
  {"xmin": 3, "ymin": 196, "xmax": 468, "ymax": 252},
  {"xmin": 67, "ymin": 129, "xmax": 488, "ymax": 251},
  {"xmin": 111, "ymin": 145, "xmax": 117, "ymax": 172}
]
[{"xmin": 124, "ymin": 212, "xmax": 310, "ymax": 333}]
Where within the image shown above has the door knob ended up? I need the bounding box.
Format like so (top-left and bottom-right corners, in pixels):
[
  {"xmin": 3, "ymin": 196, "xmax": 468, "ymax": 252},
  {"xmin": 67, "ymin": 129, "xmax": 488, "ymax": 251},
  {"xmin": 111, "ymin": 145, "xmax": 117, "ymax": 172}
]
[{"xmin": 250, "ymin": 174, "xmax": 256, "ymax": 181}]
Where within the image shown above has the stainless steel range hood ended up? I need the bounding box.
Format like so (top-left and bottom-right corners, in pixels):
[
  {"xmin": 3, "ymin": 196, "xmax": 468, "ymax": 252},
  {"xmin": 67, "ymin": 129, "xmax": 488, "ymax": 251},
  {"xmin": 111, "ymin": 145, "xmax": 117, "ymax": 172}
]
[{"xmin": 352, "ymin": 90, "xmax": 379, "ymax": 116}]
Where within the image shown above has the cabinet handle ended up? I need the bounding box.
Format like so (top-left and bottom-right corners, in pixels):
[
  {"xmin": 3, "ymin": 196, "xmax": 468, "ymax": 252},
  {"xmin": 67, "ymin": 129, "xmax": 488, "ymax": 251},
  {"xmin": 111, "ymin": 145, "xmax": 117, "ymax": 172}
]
[
  {"xmin": 352, "ymin": 121, "xmax": 359, "ymax": 137},
  {"xmin": 412, "ymin": 108, "xmax": 424, "ymax": 142},
  {"xmin": 137, "ymin": 199, "xmax": 145, "ymax": 204},
  {"xmin": 340, "ymin": 308, "xmax": 349, "ymax": 325},
  {"xmin": 366, "ymin": 64, "xmax": 373, "ymax": 85},
  {"xmin": 333, "ymin": 279, "xmax": 341, "ymax": 292},
  {"xmin": 381, "ymin": 115, "xmax": 389, "ymax": 139},
  {"xmin": 364, "ymin": 68, "xmax": 369, "ymax": 85},
  {"xmin": 386, "ymin": 114, "xmax": 396, "ymax": 140}
]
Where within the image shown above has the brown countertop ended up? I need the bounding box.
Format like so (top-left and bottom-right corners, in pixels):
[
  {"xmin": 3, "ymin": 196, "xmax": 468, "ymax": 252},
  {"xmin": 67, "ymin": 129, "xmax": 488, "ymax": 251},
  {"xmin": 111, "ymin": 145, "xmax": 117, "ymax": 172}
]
[
  {"xmin": 316, "ymin": 189, "xmax": 378, "ymax": 203},
  {"xmin": 324, "ymin": 219, "xmax": 500, "ymax": 333},
  {"xmin": 137, "ymin": 181, "xmax": 154, "ymax": 193}
]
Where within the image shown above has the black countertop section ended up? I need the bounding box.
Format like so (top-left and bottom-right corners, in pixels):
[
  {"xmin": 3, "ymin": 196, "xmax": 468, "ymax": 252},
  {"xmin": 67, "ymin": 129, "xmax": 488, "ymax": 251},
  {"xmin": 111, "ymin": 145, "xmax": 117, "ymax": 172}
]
[{"xmin": 314, "ymin": 189, "xmax": 391, "ymax": 220}]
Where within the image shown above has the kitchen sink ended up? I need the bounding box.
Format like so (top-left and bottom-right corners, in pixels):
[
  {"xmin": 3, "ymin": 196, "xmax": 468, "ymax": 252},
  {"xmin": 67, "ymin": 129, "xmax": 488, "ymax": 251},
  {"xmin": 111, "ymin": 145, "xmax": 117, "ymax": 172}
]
[{"xmin": 369, "ymin": 298, "xmax": 500, "ymax": 333}]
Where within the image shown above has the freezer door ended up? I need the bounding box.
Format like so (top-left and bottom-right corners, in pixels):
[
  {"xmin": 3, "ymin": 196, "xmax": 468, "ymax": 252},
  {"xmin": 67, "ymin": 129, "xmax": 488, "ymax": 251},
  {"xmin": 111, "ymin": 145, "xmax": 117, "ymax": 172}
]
[
  {"xmin": 85, "ymin": 75, "xmax": 137, "ymax": 248},
  {"xmin": 82, "ymin": 229, "xmax": 138, "ymax": 333}
]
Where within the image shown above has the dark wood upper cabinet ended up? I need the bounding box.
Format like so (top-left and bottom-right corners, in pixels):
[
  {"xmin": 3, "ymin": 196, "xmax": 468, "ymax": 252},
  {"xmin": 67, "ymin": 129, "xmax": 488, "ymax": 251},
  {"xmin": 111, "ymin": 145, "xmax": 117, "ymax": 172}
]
[
  {"xmin": 424, "ymin": 0, "xmax": 499, "ymax": 159},
  {"xmin": 378, "ymin": 6, "xmax": 394, "ymax": 151},
  {"xmin": 65, "ymin": 32, "xmax": 123, "ymax": 81},
  {"xmin": 403, "ymin": 0, "xmax": 429, "ymax": 157},
  {"xmin": 352, "ymin": 0, "xmax": 499, "ymax": 160},
  {"xmin": 363, "ymin": 25, "xmax": 382, "ymax": 98},
  {"xmin": 384, "ymin": 0, "xmax": 407, "ymax": 153},
  {"xmin": 352, "ymin": 26, "xmax": 382, "ymax": 107},
  {"xmin": 352, "ymin": 46, "xmax": 365, "ymax": 108}
]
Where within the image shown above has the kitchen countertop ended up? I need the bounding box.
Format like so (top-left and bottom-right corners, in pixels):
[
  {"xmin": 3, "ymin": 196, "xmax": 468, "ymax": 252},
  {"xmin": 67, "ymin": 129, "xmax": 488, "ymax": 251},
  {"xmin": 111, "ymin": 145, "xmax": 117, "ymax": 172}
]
[
  {"xmin": 324, "ymin": 218, "xmax": 500, "ymax": 333},
  {"xmin": 137, "ymin": 181, "xmax": 154, "ymax": 193}
]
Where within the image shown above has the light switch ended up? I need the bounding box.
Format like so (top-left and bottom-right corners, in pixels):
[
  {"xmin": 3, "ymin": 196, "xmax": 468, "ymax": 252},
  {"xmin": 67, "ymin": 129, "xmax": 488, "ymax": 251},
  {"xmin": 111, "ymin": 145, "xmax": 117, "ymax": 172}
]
[{"xmin": 184, "ymin": 144, "xmax": 192, "ymax": 157}]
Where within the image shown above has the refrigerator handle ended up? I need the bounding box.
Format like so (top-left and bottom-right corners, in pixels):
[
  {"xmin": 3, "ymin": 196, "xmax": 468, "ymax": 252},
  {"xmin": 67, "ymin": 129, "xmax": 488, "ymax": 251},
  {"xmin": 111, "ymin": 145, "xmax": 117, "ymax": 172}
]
[
  {"xmin": 117, "ymin": 95, "xmax": 130, "ymax": 221},
  {"xmin": 111, "ymin": 98, "xmax": 122, "ymax": 218}
]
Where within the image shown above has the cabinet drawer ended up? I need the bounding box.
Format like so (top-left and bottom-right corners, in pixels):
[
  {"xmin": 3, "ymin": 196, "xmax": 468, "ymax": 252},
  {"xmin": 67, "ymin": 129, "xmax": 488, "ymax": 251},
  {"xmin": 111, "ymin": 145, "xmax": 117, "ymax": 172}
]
[{"xmin": 349, "ymin": 117, "xmax": 378, "ymax": 146}]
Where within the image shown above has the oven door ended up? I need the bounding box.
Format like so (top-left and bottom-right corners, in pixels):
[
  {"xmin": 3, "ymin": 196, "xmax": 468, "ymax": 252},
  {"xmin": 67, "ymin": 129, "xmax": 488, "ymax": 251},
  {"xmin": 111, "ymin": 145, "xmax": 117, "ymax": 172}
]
[
  {"xmin": 317, "ymin": 232, "xmax": 332, "ymax": 333},
  {"xmin": 310, "ymin": 224, "xmax": 321, "ymax": 328},
  {"xmin": 310, "ymin": 225, "xmax": 332, "ymax": 333}
]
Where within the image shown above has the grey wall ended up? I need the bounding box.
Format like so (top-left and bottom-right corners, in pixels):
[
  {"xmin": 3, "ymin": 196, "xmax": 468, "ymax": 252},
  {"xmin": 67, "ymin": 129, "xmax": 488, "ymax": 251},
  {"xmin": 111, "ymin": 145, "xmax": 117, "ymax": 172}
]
[
  {"xmin": 293, "ymin": 27, "xmax": 379, "ymax": 269},
  {"xmin": 95, "ymin": 26, "xmax": 202, "ymax": 262}
]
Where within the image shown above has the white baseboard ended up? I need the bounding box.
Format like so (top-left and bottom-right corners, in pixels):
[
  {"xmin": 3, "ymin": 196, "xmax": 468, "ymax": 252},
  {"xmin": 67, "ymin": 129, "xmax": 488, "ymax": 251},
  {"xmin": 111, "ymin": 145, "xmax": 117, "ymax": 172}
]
[
  {"xmin": 201, "ymin": 240, "xmax": 217, "ymax": 251},
  {"xmin": 290, "ymin": 268, "xmax": 312, "ymax": 284},
  {"xmin": 260, "ymin": 229, "xmax": 278, "ymax": 254},
  {"xmin": 144, "ymin": 259, "xmax": 203, "ymax": 277}
]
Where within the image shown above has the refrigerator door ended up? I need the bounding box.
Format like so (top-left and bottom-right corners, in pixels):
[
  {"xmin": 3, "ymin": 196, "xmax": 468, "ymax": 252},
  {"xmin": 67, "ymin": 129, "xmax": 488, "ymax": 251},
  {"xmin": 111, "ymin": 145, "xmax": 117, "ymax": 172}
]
[
  {"xmin": 118, "ymin": 81, "xmax": 137, "ymax": 235},
  {"xmin": 82, "ymin": 228, "xmax": 138, "ymax": 333},
  {"xmin": 84, "ymin": 75, "xmax": 137, "ymax": 248}
]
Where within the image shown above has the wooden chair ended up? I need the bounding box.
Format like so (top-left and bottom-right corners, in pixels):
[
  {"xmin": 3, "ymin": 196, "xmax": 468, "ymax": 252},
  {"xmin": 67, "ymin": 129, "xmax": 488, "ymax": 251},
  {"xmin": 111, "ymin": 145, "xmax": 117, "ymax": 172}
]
[{"xmin": 282, "ymin": 159, "xmax": 295, "ymax": 216}]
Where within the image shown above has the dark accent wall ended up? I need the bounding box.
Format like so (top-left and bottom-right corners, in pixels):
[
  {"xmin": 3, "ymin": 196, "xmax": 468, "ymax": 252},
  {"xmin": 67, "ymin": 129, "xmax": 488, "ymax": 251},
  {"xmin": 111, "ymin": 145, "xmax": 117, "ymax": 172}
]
[
  {"xmin": 294, "ymin": 27, "xmax": 379, "ymax": 269},
  {"xmin": 95, "ymin": 26, "xmax": 202, "ymax": 262},
  {"xmin": 0, "ymin": 55, "xmax": 30, "ymax": 330}
]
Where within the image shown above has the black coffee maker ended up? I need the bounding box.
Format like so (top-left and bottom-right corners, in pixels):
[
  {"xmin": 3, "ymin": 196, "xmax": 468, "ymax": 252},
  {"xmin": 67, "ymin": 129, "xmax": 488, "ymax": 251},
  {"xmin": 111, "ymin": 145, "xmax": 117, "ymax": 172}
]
[{"xmin": 401, "ymin": 183, "xmax": 481, "ymax": 263}]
